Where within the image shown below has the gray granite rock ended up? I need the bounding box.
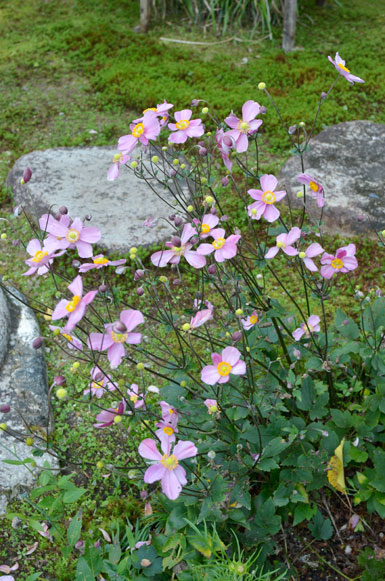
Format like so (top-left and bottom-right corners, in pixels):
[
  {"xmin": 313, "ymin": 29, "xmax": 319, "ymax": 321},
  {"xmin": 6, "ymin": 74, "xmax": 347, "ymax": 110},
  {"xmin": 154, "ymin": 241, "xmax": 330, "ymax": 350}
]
[
  {"xmin": 0, "ymin": 285, "xmax": 58, "ymax": 515},
  {"xmin": 278, "ymin": 121, "xmax": 385, "ymax": 235},
  {"xmin": 0, "ymin": 286, "xmax": 10, "ymax": 368},
  {"xmin": 7, "ymin": 147, "xmax": 180, "ymax": 253}
]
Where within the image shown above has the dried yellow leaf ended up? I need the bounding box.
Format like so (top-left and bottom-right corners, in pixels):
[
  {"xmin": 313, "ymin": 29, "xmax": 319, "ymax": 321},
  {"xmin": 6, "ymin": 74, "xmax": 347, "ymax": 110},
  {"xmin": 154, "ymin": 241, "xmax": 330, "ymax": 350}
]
[{"xmin": 327, "ymin": 438, "xmax": 346, "ymax": 493}]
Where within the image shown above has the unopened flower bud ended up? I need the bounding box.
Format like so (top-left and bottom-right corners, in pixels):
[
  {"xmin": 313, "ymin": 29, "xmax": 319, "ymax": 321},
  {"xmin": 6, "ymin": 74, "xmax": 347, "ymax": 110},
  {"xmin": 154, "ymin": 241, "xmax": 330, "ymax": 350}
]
[
  {"xmin": 172, "ymin": 158, "xmax": 180, "ymax": 166},
  {"xmin": 221, "ymin": 177, "xmax": 229, "ymax": 187},
  {"xmin": 22, "ymin": 167, "xmax": 33, "ymax": 184},
  {"xmin": 54, "ymin": 376, "xmax": 66, "ymax": 386},
  {"xmin": 25, "ymin": 437, "xmax": 34, "ymax": 446},
  {"xmin": 0, "ymin": 233, "xmax": 6, "ymax": 240},
  {"xmin": 170, "ymin": 169, "xmax": 176, "ymax": 178},
  {"xmin": 159, "ymin": 276, "xmax": 167, "ymax": 283},
  {"xmin": 299, "ymin": 121, "xmax": 306, "ymax": 127},
  {"xmin": 56, "ymin": 388, "xmax": 67, "ymax": 399},
  {"xmin": 12, "ymin": 239, "xmax": 20, "ymax": 247},
  {"xmin": 320, "ymin": 91, "xmax": 327, "ymax": 100},
  {"xmin": 137, "ymin": 287, "xmax": 144, "ymax": 296},
  {"xmin": 205, "ymin": 195, "xmax": 214, "ymax": 204},
  {"xmin": 288, "ymin": 125, "xmax": 297, "ymax": 135},
  {"xmin": 180, "ymin": 163, "xmax": 186, "ymax": 169},
  {"xmin": 173, "ymin": 278, "xmax": 180, "ymax": 285},
  {"xmin": 144, "ymin": 502, "xmax": 153, "ymax": 516},
  {"xmin": 199, "ymin": 147, "xmax": 207, "ymax": 156},
  {"xmin": 99, "ymin": 283, "xmax": 107, "ymax": 293},
  {"xmin": 208, "ymin": 264, "xmax": 216, "ymax": 275},
  {"xmin": 113, "ymin": 321, "xmax": 127, "ymax": 334},
  {"xmin": 260, "ymin": 105, "xmax": 267, "ymax": 114},
  {"xmin": 32, "ymin": 337, "xmax": 43, "ymax": 349},
  {"xmin": 191, "ymin": 99, "xmax": 199, "ymax": 107},
  {"xmin": 232, "ymin": 331, "xmax": 242, "ymax": 342},
  {"xmin": 210, "ymin": 206, "xmax": 217, "ymax": 215},
  {"xmin": 137, "ymin": 362, "xmax": 145, "ymax": 370},
  {"xmin": 151, "ymin": 155, "xmax": 159, "ymax": 163},
  {"xmin": 174, "ymin": 216, "xmax": 183, "ymax": 227},
  {"xmin": 171, "ymin": 236, "xmax": 181, "ymax": 247},
  {"xmin": 207, "ymin": 450, "xmax": 216, "ymax": 459},
  {"xmin": 0, "ymin": 423, "xmax": 7, "ymax": 431},
  {"xmin": 168, "ymin": 214, "xmax": 175, "ymax": 221},
  {"xmin": 296, "ymin": 191, "xmax": 304, "ymax": 199},
  {"xmin": 235, "ymin": 308, "xmax": 243, "ymax": 316},
  {"xmin": 258, "ymin": 82, "xmax": 266, "ymax": 90},
  {"xmin": 134, "ymin": 269, "xmax": 144, "ymax": 281},
  {"xmin": 72, "ymin": 259, "xmax": 81, "ymax": 268},
  {"xmin": 220, "ymin": 214, "xmax": 229, "ymax": 222},
  {"xmin": 201, "ymin": 107, "xmax": 209, "ymax": 114},
  {"xmin": 131, "ymin": 161, "xmax": 138, "ymax": 169},
  {"xmin": 182, "ymin": 323, "xmax": 190, "ymax": 331},
  {"xmin": 187, "ymin": 205, "xmax": 194, "ymax": 212},
  {"xmin": 0, "ymin": 404, "xmax": 11, "ymax": 413}
]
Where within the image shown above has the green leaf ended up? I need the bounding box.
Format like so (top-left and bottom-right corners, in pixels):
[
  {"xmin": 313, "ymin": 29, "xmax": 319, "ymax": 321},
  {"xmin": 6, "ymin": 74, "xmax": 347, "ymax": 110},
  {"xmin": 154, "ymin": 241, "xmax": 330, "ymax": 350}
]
[
  {"xmin": 335, "ymin": 308, "xmax": 360, "ymax": 339},
  {"xmin": 252, "ymin": 498, "xmax": 281, "ymax": 538},
  {"xmin": 293, "ymin": 503, "xmax": 317, "ymax": 526},
  {"xmin": 76, "ymin": 557, "xmax": 95, "ymax": 581},
  {"xmin": 230, "ymin": 481, "xmax": 251, "ymax": 510},
  {"xmin": 257, "ymin": 457, "xmax": 279, "ymax": 471},
  {"xmin": 67, "ymin": 510, "xmax": 82, "ymax": 546},
  {"xmin": 166, "ymin": 504, "xmax": 187, "ymax": 533},
  {"xmin": 108, "ymin": 543, "xmax": 122, "ymax": 565},
  {"xmin": 62, "ymin": 486, "xmax": 86, "ymax": 504},
  {"xmin": 309, "ymin": 510, "xmax": 333, "ymax": 540},
  {"xmin": 349, "ymin": 447, "xmax": 368, "ymax": 463},
  {"xmin": 296, "ymin": 376, "xmax": 315, "ymax": 411},
  {"xmin": 25, "ymin": 574, "xmax": 42, "ymax": 581}
]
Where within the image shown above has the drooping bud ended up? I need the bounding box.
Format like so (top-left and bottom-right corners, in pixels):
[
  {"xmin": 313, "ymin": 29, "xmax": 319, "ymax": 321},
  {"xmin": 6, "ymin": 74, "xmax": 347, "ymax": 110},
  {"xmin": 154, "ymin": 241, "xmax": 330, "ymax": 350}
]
[
  {"xmin": 221, "ymin": 177, "xmax": 229, "ymax": 187},
  {"xmin": 260, "ymin": 105, "xmax": 267, "ymax": 114},
  {"xmin": 32, "ymin": 337, "xmax": 43, "ymax": 349},
  {"xmin": 72, "ymin": 259, "xmax": 81, "ymax": 269},
  {"xmin": 210, "ymin": 206, "xmax": 217, "ymax": 215},
  {"xmin": 137, "ymin": 287, "xmax": 144, "ymax": 296},
  {"xmin": 12, "ymin": 239, "xmax": 20, "ymax": 247},
  {"xmin": 59, "ymin": 206, "xmax": 68, "ymax": 215},
  {"xmin": 99, "ymin": 283, "xmax": 107, "ymax": 293},
  {"xmin": 320, "ymin": 91, "xmax": 327, "ymax": 100},
  {"xmin": 112, "ymin": 321, "xmax": 127, "ymax": 334},
  {"xmin": 171, "ymin": 236, "xmax": 181, "ymax": 247},
  {"xmin": 191, "ymin": 99, "xmax": 199, "ymax": 107},
  {"xmin": 172, "ymin": 278, "xmax": 180, "ymax": 286},
  {"xmin": 134, "ymin": 269, "xmax": 144, "ymax": 281},
  {"xmin": 22, "ymin": 167, "xmax": 33, "ymax": 184},
  {"xmin": 0, "ymin": 404, "xmax": 11, "ymax": 414},
  {"xmin": 198, "ymin": 147, "xmax": 207, "ymax": 156},
  {"xmin": 168, "ymin": 214, "xmax": 176, "ymax": 221},
  {"xmin": 174, "ymin": 216, "xmax": 183, "ymax": 227},
  {"xmin": 232, "ymin": 331, "xmax": 242, "ymax": 342},
  {"xmin": 208, "ymin": 264, "xmax": 216, "ymax": 275},
  {"xmin": 54, "ymin": 376, "xmax": 66, "ymax": 386}
]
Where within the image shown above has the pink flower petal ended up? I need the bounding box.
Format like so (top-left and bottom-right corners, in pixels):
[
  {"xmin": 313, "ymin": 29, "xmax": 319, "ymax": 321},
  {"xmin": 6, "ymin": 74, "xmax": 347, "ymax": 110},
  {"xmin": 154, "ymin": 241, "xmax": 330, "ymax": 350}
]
[
  {"xmin": 138, "ymin": 438, "xmax": 162, "ymax": 461},
  {"xmin": 120, "ymin": 309, "xmax": 144, "ymax": 332},
  {"xmin": 201, "ymin": 365, "xmax": 220, "ymax": 385},
  {"xmin": 144, "ymin": 463, "xmax": 166, "ymax": 484},
  {"xmin": 222, "ymin": 346, "xmax": 241, "ymax": 366},
  {"xmin": 161, "ymin": 470, "xmax": 182, "ymax": 500},
  {"xmin": 173, "ymin": 440, "xmax": 198, "ymax": 460},
  {"xmin": 260, "ymin": 174, "xmax": 277, "ymax": 192}
]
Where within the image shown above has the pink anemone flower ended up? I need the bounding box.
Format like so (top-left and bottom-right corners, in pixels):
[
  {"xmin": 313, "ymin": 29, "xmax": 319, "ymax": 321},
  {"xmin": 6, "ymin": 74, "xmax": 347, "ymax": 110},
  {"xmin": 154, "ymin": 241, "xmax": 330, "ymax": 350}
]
[
  {"xmin": 215, "ymin": 129, "xmax": 234, "ymax": 172},
  {"xmin": 134, "ymin": 100, "xmax": 174, "ymax": 127},
  {"xmin": 51, "ymin": 275, "xmax": 97, "ymax": 332},
  {"xmin": 118, "ymin": 111, "xmax": 161, "ymax": 155},
  {"xmin": 49, "ymin": 325, "xmax": 83, "ymax": 351},
  {"xmin": 225, "ymin": 100, "xmax": 262, "ymax": 153},
  {"xmin": 297, "ymin": 174, "xmax": 325, "ymax": 208},
  {"xmin": 299, "ymin": 243, "xmax": 324, "ymax": 272},
  {"xmin": 159, "ymin": 401, "xmax": 179, "ymax": 424},
  {"xmin": 127, "ymin": 383, "xmax": 145, "ymax": 409},
  {"xmin": 39, "ymin": 214, "xmax": 101, "ymax": 258},
  {"xmin": 155, "ymin": 417, "xmax": 178, "ymax": 444},
  {"xmin": 84, "ymin": 366, "xmax": 115, "ymax": 398},
  {"xmin": 151, "ymin": 223, "xmax": 206, "ymax": 269},
  {"xmin": 248, "ymin": 175, "xmax": 286, "ymax": 223},
  {"xmin": 138, "ymin": 437, "xmax": 197, "ymax": 500},
  {"xmin": 190, "ymin": 307, "xmax": 213, "ymax": 330},
  {"xmin": 199, "ymin": 214, "xmax": 219, "ymax": 239},
  {"xmin": 241, "ymin": 310, "xmax": 259, "ymax": 331},
  {"xmin": 107, "ymin": 152, "xmax": 130, "ymax": 181},
  {"xmin": 168, "ymin": 109, "xmax": 204, "ymax": 144},
  {"xmin": 292, "ymin": 315, "xmax": 321, "ymax": 341},
  {"xmin": 88, "ymin": 309, "xmax": 144, "ymax": 369},
  {"xmin": 320, "ymin": 244, "xmax": 358, "ymax": 279},
  {"xmin": 204, "ymin": 399, "xmax": 220, "ymax": 416},
  {"xmin": 197, "ymin": 228, "xmax": 241, "ymax": 263},
  {"xmin": 201, "ymin": 346, "xmax": 246, "ymax": 385},
  {"xmin": 265, "ymin": 227, "xmax": 301, "ymax": 259},
  {"xmin": 23, "ymin": 239, "xmax": 59, "ymax": 276},
  {"xmin": 94, "ymin": 400, "xmax": 126, "ymax": 428},
  {"xmin": 328, "ymin": 52, "xmax": 364, "ymax": 85},
  {"xmin": 79, "ymin": 254, "xmax": 126, "ymax": 273}
]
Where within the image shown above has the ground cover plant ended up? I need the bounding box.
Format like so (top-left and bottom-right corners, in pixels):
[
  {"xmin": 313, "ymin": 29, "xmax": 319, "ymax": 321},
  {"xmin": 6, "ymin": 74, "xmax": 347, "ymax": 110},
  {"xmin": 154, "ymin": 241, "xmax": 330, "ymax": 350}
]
[{"xmin": 2, "ymin": 44, "xmax": 385, "ymax": 581}]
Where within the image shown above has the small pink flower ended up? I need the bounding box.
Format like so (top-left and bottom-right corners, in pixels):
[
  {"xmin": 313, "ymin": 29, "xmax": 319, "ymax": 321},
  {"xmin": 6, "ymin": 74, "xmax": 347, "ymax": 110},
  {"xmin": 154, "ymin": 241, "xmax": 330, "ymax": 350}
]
[
  {"xmin": 143, "ymin": 216, "xmax": 158, "ymax": 228},
  {"xmin": 201, "ymin": 346, "xmax": 246, "ymax": 385},
  {"xmin": 292, "ymin": 315, "xmax": 321, "ymax": 341},
  {"xmin": 151, "ymin": 223, "xmax": 206, "ymax": 269},
  {"xmin": 36, "ymin": 522, "xmax": 53, "ymax": 542},
  {"xmin": 204, "ymin": 399, "xmax": 220, "ymax": 416},
  {"xmin": 84, "ymin": 366, "xmax": 115, "ymax": 398},
  {"xmin": 88, "ymin": 309, "xmax": 144, "ymax": 368},
  {"xmin": 215, "ymin": 129, "xmax": 234, "ymax": 172},
  {"xmin": 248, "ymin": 175, "xmax": 286, "ymax": 223},
  {"xmin": 79, "ymin": 254, "xmax": 126, "ymax": 273},
  {"xmin": 241, "ymin": 310, "xmax": 259, "ymax": 331},
  {"xmin": 190, "ymin": 307, "xmax": 213, "ymax": 330},
  {"xmin": 265, "ymin": 227, "xmax": 301, "ymax": 259},
  {"xmin": 40, "ymin": 214, "xmax": 101, "ymax": 258},
  {"xmin": 297, "ymin": 174, "xmax": 324, "ymax": 208},
  {"xmin": 107, "ymin": 152, "xmax": 130, "ymax": 181},
  {"xmin": 51, "ymin": 275, "xmax": 97, "ymax": 332},
  {"xmin": 298, "ymin": 243, "xmax": 324, "ymax": 272},
  {"xmin": 118, "ymin": 111, "xmax": 161, "ymax": 154},
  {"xmin": 168, "ymin": 109, "xmax": 204, "ymax": 144},
  {"xmin": 138, "ymin": 437, "xmax": 197, "ymax": 500},
  {"xmin": 133, "ymin": 100, "xmax": 174, "ymax": 126},
  {"xmin": 94, "ymin": 400, "xmax": 126, "ymax": 428},
  {"xmin": 197, "ymin": 228, "xmax": 241, "ymax": 263},
  {"xmin": 320, "ymin": 244, "xmax": 358, "ymax": 279},
  {"xmin": 159, "ymin": 401, "xmax": 179, "ymax": 424},
  {"xmin": 328, "ymin": 52, "xmax": 364, "ymax": 85},
  {"xmin": 155, "ymin": 416, "xmax": 178, "ymax": 444},
  {"xmin": 199, "ymin": 214, "xmax": 219, "ymax": 239},
  {"xmin": 49, "ymin": 325, "xmax": 83, "ymax": 351},
  {"xmin": 127, "ymin": 383, "xmax": 145, "ymax": 409},
  {"xmin": 23, "ymin": 239, "xmax": 60, "ymax": 276},
  {"xmin": 225, "ymin": 100, "xmax": 262, "ymax": 153}
]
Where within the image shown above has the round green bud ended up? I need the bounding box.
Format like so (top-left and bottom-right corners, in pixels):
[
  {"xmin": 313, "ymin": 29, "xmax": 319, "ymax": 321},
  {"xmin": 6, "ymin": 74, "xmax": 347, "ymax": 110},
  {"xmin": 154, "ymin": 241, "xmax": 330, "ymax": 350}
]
[
  {"xmin": 182, "ymin": 323, "xmax": 190, "ymax": 331},
  {"xmin": 128, "ymin": 470, "xmax": 136, "ymax": 479},
  {"xmin": 113, "ymin": 415, "xmax": 122, "ymax": 424},
  {"xmin": 225, "ymin": 332, "xmax": 231, "ymax": 337},
  {"xmin": 136, "ymin": 362, "xmax": 145, "ymax": 370},
  {"xmin": 2, "ymin": 275, "xmax": 8, "ymax": 282},
  {"xmin": 56, "ymin": 388, "xmax": 67, "ymax": 399},
  {"xmin": 53, "ymin": 328, "xmax": 61, "ymax": 336},
  {"xmin": 180, "ymin": 380, "xmax": 187, "ymax": 387},
  {"xmin": 55, "ymin": 291, "xmax": 61, "ymax": 299},
  {"xmin": 159, "ymin": 275, "xmax": 167, "ymax": 283},
  {"xmin": 235, "ymin": 308, "xmax": 243, "ymax": 316},
  {"xmin": 151, "ymin": 155, "xmax": 159, "ymax": 163},
  {"xmin": 130, "ymin": 246, "xmax": 138, "ymax": 254},
  {"xmin": 205, "ymin": 196, "xmax": 214, "ymax": 204},
  {"xmin": 299, "ymin": 121, "xmax": 306, "ymax": 127},
  {"xmin": 246, "ymin": 346, "xmax": 250, "ymax": 352},
  {"xmin": 201, "ymin": 107, "xmax": 209, "ymax": 114},
  {"xmin": 296, "ymin": 191, "xmax": 304, "ymax": 199},
  {"xmin": 187, "ymin": 205, "xmax": 194, "ymax": 212},
  {"xmin": 162, "ymin": 146, "xmax": 168, "ymax": 151},
  {"xmin": 201, "ymin": 177, "xmax": 207, "ymax": 185},
  {"xmin": 206, "ymin": 131, "xmax": 212, "ymax": 136},
  {"xmin": 0, "ymin": 423, "xmax": 7, "ymax": 431},
  {"xmin": 25, "ymin": 437, "xmax": 34, "ymax": 446},
  {"xmin": 1, "ymin": 233, "xmax": 7, "ymax": 240},
  {"xmin": 20, "ymin": 178, "xmax": 25, "ymax": 185},
  {"xmin": 172, "ymin": 159, "xmax": 180, "ymax": 166},
  {"xmin": 299, "ymin": 251, "xmax": 306, "ymax": 259},
  {"xmin": 73, "ymin": 361, "xmax": 80, "ymax": 369},
  {"xmin": 129, "ymin": 253, "xmax": 136, "ymax": 260},
  {"xmin": 131, "ymin": 161, "xmax": 138, "ymax": 169},
  {"xmin": 113, "ymin": 153, "xmax": 121, "ymax": 161},
  {"xmin": 96, "ymin": 461, "xmax": 104, "ymax": 469},
  {"xmin": 180, "ymin": 163, "xmax": 186, "ymax": 170},
  {"xmin": 258, "ymin": 82, "xmax": 266, "ymax": 90}
]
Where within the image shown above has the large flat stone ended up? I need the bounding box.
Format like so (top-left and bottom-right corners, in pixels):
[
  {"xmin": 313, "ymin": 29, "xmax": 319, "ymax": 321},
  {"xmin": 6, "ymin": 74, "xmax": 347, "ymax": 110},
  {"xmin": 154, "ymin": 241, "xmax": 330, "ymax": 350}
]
[
  {"xmin": 0, "ymin": 286, "xmax": 10, "ymax": 368},
  {"xmin": 278, "ymin": 121, "xmax": 385, "ymax": 235},
  {"xmin": 0, "ymin": 286, "xmax": 57, "ymax": 515},
  {"xmin": 6, "ymin": 147, "xmax": 177, "ymax": 253}
]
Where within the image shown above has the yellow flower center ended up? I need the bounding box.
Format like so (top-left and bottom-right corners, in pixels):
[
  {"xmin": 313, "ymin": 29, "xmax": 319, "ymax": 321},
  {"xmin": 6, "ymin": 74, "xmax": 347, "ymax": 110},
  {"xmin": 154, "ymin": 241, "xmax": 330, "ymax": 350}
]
[
  {"xmin": 338, "ymin": 63, "xmax": 350, "ymax": 73},
  {"xmin": 93, "ymin": 256, "xmax": 109, "ymax": 265},
  {"xmin": 309, "ymin": 180, "xmax": 319, "ymax": 192},
  {"xmin": 201, "ymin": 223, "xmax": 210, "ymax": 234},
  {"xmin": 163, "ymin": 426, "xmax": 174, "ymax": 436},
  {"xmin": 113, "ymin": 415, "xmax": 122, "ymax": 424},
  {"xmin": 276, "ymin": 241, "xmax": 285, "ymax": 248},
  {"xmin": 161, "ymin": 453, "xmax": 179, "ymax": 470},
  {"xmin": 176, "ymin": 119, "xmax": 190, "ymax": 130},
  {"xmin": 299, "ymin": 251, "xmax": 306, "ymax": 259},
  {"xmin": 111, "ymin": 331, "xmax": 128, "ymax": 343},
  {"xmin": 249, "ymin": 315, "xmax": 258, "ymax": 324},
  {"xmin": 169, "ymin": 409, "xmax": 174, "ymax": 415},
  {"xmin": 130, "ymin": 394, "xmax": 138, "ymax": 403},
  {"xmin": 32, "ymin": 250, "xmax": 48, "ymax": 263},
  {"xmin": 143, "ymin": 107, "xmax": 157, "ymax": 113},
  {"xmin": 237, "ymin": 120, "xmax": 250, "ymax": 133},
  {"xmin": 113, "ymin": 153, "xmax": 123, "ymax": 163},
  {"xmin": 66, "ymin": 229, "xmax": 80, "ymax": 243},
  {"xmin": 208, "ymin": 404, "xmax": 218, "ymax": 414},
  {"xmin": 132, "ymin": 123, "xmax": 145, "ymax": 138},
  {"xmin": 65, "ymin": 295, "xmax": 81, "ymax": 312},
  {"xmin": 171, "ymin": 245, "xmax": 184, "ymax": 255},
  {"xmin": 331, "ymin": 258, "xmax": 343, "ymax": 269},
  {"xmin": 217, "ymin": 361, "xmax": 232, "ymax": 376},
  {"xmin": 304, "ymin": 323, "xmax": 314, "ymax": 337},
  {"xmin": 212, "ymin": 237, "xmax": 225, "ymax": 250},
  {"xmin": 62, "ymin": 333, "xmax": 73, "ymax": 342},
  {"xmin": 92, "ymin": 381, "xmax": 103, "ymax": 390},
  {"xmin": 262, "ymin": 190, "xmax": 276, "ymax": 205}
]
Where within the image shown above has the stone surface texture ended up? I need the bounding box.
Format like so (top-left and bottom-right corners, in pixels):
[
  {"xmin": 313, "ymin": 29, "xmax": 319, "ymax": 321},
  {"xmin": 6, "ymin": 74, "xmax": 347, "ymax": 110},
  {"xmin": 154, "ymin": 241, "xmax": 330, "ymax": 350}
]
[
  {"xmin": 0, "ymin": 285, "xmax": 57, "ymax": 515},
  {"xmin": 0, "ymin": 285, "xmax": 10, "ymax": 368},
  {"xmin": 7, "ymin": 147, "xmax": 178, "ymax": 253},
  {"xmin": 278, "ymin": 121, "xmax": 385, "ymax": 235}
]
